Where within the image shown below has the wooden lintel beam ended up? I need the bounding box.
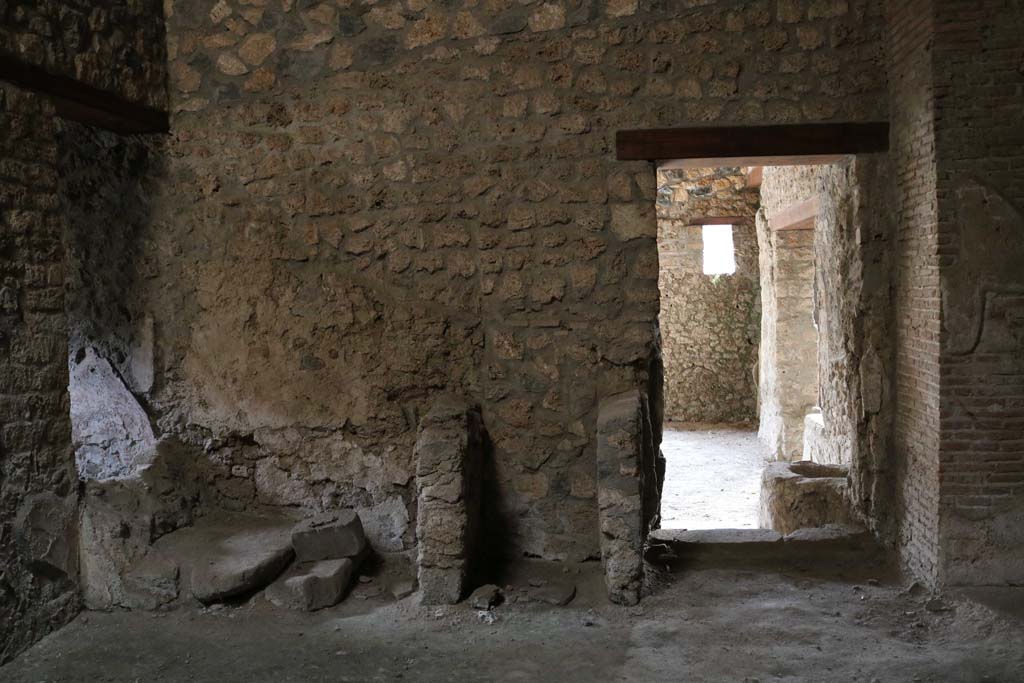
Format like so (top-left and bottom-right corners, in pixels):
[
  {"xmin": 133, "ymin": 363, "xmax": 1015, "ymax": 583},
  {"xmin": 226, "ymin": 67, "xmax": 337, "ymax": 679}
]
[
  {"xmin": 660, "ymin": 155, "xmax": 842, "ymax": 169},
  {"xmin": 617, "ymin": 122, "xmax": 889, "ymax": 162},
  {"xmin": 0, "ymin": 53, "xmax": 169, "ymax": 135},
  {"xmin": 685, "ymin": 215, "xmax": 750, "ymax": 226},
  {"xmin": 772, "ymin": 196, "xmax": 819, "ymax": 231}
]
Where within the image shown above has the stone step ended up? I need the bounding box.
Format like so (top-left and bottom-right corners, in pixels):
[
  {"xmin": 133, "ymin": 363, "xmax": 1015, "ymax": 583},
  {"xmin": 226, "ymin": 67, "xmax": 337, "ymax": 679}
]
[{"xmin": 646, "ymin": 524, "xmax": 892, "ymax": 574}]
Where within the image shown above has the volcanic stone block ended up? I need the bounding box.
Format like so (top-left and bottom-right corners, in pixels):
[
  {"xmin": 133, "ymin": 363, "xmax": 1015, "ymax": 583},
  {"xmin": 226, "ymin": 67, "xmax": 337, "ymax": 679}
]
[
  {"xmin": 758, "ymin": 461, "xmax": 857, "ymax": 534},
  {"xmin": 190, "ymin": 523, "xmax": 295, "ymax": 604},
  {"xmin": 265, "ymin": 559, "xmax": 356, "ymax": 611},
  {"xmin": 291, "ymin": 511, "xmax": 367, "ymax": 562},
  {"xmin": 415, "ymin": 396, "xmax": 483, "ymax": 605},
  {"xmin": 596, "ymin": 389, "xmax": 653, "ymax": 606}
]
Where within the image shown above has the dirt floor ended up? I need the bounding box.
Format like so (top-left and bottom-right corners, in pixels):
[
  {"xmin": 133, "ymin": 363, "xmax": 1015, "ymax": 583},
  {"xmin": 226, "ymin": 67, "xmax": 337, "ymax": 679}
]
[
  {"xmin": 661, "ymin": 424, "xmax": 771, "ymax": 530},
  {"xmin": 4, "ymin": 557, "xmax": 1023, "ymax": 683}
]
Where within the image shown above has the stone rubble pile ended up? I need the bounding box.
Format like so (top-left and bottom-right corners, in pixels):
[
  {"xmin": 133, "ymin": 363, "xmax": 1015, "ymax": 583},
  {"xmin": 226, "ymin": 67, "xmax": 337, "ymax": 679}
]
[
  {"xmin": 121, "ymin": 509, "xmax": 375, "ymax": 612},
  {"xmin": 266, "ymin": 511, "xmax": 370, "ymax": 611}
]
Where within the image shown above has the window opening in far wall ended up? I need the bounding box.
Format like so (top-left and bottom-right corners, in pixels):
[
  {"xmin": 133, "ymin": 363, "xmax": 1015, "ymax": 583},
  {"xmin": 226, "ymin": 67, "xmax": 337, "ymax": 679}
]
[{"xmin": 702, "ymin": 224, "xmax": 736, "ymax": 275}]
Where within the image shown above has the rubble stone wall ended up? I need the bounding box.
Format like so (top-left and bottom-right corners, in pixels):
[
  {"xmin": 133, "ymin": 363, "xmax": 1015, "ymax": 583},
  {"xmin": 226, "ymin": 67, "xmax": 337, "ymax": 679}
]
[
  {"xmin": 933, "ymin": 0, "xmax": 1024, "ymax": 587},
  {"xmin": 0, "ymin": 84, "xmax": 78, "ymax": 663},
  {"xmin": 0, "ymin": 0, "xmax": 168, "ymax": 109},
  {"xmin": 656, "ymin": 167, "xmax": 760, "ymax": 425},
  {"xmin": 148, "ymin": 0, "xmax": 887, "ymax": 563}
]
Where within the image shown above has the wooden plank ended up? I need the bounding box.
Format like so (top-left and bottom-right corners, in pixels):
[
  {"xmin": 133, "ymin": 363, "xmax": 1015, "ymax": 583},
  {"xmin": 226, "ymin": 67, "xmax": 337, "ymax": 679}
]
[
  {"xmin": 617, "ymin": 122, "xmax": 889, "ymax": 162},
  {"xmin": 685, "ymin": 216, "xmax": 750, "ymax": 226},
  {"xmin": 772, "ymin": 196, "xmax": 819, "ymax": 231},
  {"xmin": 659, "ymin": 155, "xmax": 842, "ymax": 169},
  {"xmin": 0, "ymin": 52, "xmax": 169, "ymax": 135}
]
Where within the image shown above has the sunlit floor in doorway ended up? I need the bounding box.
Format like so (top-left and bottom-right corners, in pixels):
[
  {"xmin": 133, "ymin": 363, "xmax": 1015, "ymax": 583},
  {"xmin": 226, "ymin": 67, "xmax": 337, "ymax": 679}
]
[{"xmin": 660, "ymin": 424, "xmax": 772, "ymax": 530}]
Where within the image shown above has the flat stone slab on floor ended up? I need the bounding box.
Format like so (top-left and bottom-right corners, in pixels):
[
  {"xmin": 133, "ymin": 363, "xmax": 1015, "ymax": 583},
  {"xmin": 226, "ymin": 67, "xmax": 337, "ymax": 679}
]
[{"xmin": 130, "ymin": 513, "xmax": 296, "ymax": 606}]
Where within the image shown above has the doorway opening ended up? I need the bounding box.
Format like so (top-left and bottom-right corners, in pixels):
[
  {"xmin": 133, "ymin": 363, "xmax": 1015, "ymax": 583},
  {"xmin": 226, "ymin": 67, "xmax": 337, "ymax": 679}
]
[{"xmin": 655, "ymin": 163, "xmax": 829, "ymax": 531}]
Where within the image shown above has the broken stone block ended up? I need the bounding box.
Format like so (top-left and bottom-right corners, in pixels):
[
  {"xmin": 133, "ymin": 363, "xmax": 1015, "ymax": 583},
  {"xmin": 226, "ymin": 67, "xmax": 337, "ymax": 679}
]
[
  {"xmin": 191, "ymin": 523, "xmax": 295, "ymax": 603},
  {"xmin": 291, "ymin": 510, "xmax": 367, "ymax": 562},
  {"xmin": 14, "ymin": 492, "xmax": 78, "ymax": 581},
  {"xmin": 469, "ymin": 584, "xmax": 503, "ymax": 610},
  {"xmin": 266, "ymin": 559, "xmax": 355, "ymax": 611},
  {"xmin": 122, "ymin": 550, "xmax": 180, "ymax": 610},
  {"xmin": 596, "ymin": 389, "xmax": 656, "ymax": 606},
  {"xmin": 758, "ymin": 461, "xmax": 856, "ymax": 535},
  {"xmin": 415, "ymin": 396, "xmax": 484, "ymax": 605},
  {"xmin": 79, "ymin": 438, "xmax": 206, "ymax": 610},
  {"xmin": 390, "ymin": 579, "xmax": 416, "ymax": 599}
]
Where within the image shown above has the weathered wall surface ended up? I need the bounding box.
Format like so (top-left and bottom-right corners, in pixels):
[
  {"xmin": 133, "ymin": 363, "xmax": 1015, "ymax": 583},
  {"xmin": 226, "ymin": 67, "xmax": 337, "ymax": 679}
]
[
  {"xmin": 885, "ymin": 0, "xmax": 942, "ymax": 586},
  {"xmin": 0, "ymin": 0, "xmax": 168, "ymax": 108},
  {"xmin": 933, "ymin": 0, "xmax": 1024, "ymax": 587},
  {"xmin": 656, "ymin": 167, "xmax": 759, "ymax": 424},
  {"xmin": 142, "ymin": 0, "xmax": 887, "ymax": 562},
  {"xmin": 759, "ymin": 158, "xmax": 895, "ymax": 532},
  {"xmin": 757, "ymin": 166, "xmax": 819, "ymax": 459},
  {"xmin": 0, "ymin": 0, "xmax": 168, "ymax": 659},
  {"xmin": 0, "ymin": 85, "xmax": 78, "ymax": 663},
  {"xmin": 815, "ymin": 159, "xmax": 895, "ymax": 534},
  {"xmin": 58, "ymin": 124, "xmax": 164, "ymax": 481}
]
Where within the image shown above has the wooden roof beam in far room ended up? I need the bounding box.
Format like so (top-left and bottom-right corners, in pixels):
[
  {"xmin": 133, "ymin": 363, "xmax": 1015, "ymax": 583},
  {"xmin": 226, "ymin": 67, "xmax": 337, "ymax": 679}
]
[{"xmin": 616, "ymin": 122, "xmax": 889, "ymax": 164}]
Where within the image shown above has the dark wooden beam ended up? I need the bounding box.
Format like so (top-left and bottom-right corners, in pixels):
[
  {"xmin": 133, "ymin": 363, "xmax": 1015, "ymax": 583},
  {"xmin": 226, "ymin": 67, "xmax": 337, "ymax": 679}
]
[
  {"xmin": 0, "ymin": 53, "xmax": 169, "ymax": 135},
  {"xmin": 660, "ymin": 155, "xmax": 842, "ymax": 169},
  {"xmin": 617, "ymin": 122, "xmax": 889, "ymax": 162},
  {"xmin": 685, "ymin": 215, "xmax": 752, "ymax": 226}
]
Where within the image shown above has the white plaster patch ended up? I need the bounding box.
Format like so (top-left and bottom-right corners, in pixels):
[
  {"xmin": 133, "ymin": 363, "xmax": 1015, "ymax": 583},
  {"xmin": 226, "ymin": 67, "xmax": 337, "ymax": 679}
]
[{"xmin": 71, "ymin": 347, "xmax": 157, "ymax": 480}]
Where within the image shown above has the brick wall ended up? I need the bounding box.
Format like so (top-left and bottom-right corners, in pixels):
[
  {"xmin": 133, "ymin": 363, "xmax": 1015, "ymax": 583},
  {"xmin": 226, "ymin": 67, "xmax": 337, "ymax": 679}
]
[
  {"xmin": 656, "ymin": 167, "xmax": 760, "ymax": 425},
  {"xmin": 885, "ymin": 0, "xmax": 942, "ymax": 585},
  {"xmin": 0, "ymin": 84, "xmax": 78, "ymax": 663},
  {"xmin": 933, "ymin": 0, "xmax": 1024, "ymax": 586},
  {"xmin": 148, "ymin": 0, "xmax": 889, "ymax": 562}
]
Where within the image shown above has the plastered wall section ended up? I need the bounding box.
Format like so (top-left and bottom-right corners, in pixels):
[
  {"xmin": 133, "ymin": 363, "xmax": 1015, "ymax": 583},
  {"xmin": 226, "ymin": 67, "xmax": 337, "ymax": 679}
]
[
  {"xmin": 0, "ymin": 85, "xmax": 78, "ymax": 663},
  {"xmin": 757, "ymin": 166, "xmax": 819, "ymax": 460},
  {"xmin": 144, "ymin": 0, "xmax": 888, "ymax": 562},
  {"xmin": 815, "ymin": 159, "xmax": 895, "ymax": 536},
  {"xmin": 656, "ymin": 167, "xmax": 760, "ymax": 425},
  {"xmin": 933, "ymin": 0, "xmax": 1024, "ymax": 587}
]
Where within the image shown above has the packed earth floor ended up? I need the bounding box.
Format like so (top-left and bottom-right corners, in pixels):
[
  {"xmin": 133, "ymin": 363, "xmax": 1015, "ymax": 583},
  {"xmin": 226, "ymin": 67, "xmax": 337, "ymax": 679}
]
[
  {"xmin": 4, "ymin": 560, "xmax": 1023, "ymax": 683},
  {"xmin": 660, "ymin": 425, "xmax": 771, "ymax": 530}
]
